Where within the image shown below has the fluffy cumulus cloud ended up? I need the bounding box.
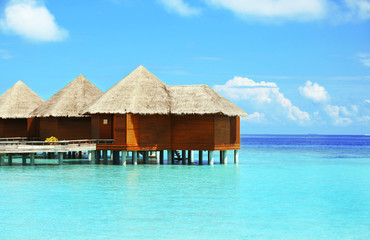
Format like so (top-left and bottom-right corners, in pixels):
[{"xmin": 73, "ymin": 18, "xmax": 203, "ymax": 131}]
[
  {"xmin": 344, "ymin": 0, "xmax": 370, "ymax": 20},
  {"xmin": 0, "ymin": 0, "xmax": 68, "ymax": 42},
  {"xmin": 299, "ymin": 81, "xmax": 329, "ymax": 102},
  {"xmin": 243, "ymin": 112, "xmax": 265, "ymax": 122},
  {"xmin": 158, "ymin": 0, "xmax": 201, "ymax": 16},
  {"xmin": 324, "ymin": 104, "xmax": 353, "ymax": 126},
  {"xmin": 214, "ymin": 76, "xmax": 310, "ymax": 125},
  {"xmin": 204, "ymin": 0, "xmax": 326, "ymax": 21}
]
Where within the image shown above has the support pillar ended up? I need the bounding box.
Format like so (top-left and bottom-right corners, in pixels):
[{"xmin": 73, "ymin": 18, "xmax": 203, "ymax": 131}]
[
  {"xmin": 143, "ymin": 151, "xmax": 149, "ymax": 164},
  {"xmin": 30, "ymin": 153, "xmax": 35, "ymax": 166},
  {"xmin": 182, "ymin": 150, "xmax": 186, "ymax": 165},
  {"xmin": 234, "ymin": 150, "xmax": 239, "ymax": 165},
  {"xmin": 199, "ymin": 150, "xmax": 203, "ymax": 165},
  {"xmin": 222, "ymin": 150, "xmax": 228, "ymax": 165},
  {"xmin": 22, "ymin": 154, "xmax": 27, "ymax": 166},
  {"xmin": 0, "ymin": 154, "xmax": 4, "ymax": 166},
  {"xmin": 156, "ymin": 151, "xmax": 160, "ymax": 164},
  {"xmin": 8, "ymin": 154, "xmax": 13, "ymax": 166},
  {"xmin": 96, "ymin": 150, "xmax": 101, "ymax": 164},
  {"xmin": 58, "ymin": 152, "xmax": 63, "ymax": 165},
  {"xmin": 78, "ymin": 151, "xmax": 82, "ymax": 159},
  {"xmin": 132, "ymin": 151, "xmax": 137, "ymax": 165},
  {"xmin": 188, "ymin": 150, "xmax": 193, "ymax": 165},
  {"xmin": 43, "ymin": 152, "xmax": 47, "ymax": 159},
  {"xmin": 103, "ymin": 150, "xmax": 108, "ymax": 164},
  {"xmin": 167, "ymin": 150, "xmax": 172, "ymax": 165},
  {"xmin": 121, "ymin": 151, "xmax": 127, "ymax": 165},
  {"xmin": 88, "ymin": 151, "xmax": 96, "ymax": 164},
  {"xmin": 112, "ymin": 151, "xmax": 120, "ymax": 165},
  {"xmin": 220, "ymin": 151, "xmax": 224, "ymax": 164},
  {"xmin": 159, "ymin": 150, "xmax": 164, "ymax": 165},
  {"xmin": 208, "ymin": 151, "xmax": 214, "ymax": 165}
]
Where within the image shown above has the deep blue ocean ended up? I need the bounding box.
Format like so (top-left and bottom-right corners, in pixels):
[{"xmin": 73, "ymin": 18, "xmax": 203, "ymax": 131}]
[{"xmin": 0, "ymin": 135, "xmax": 369, "ymax": 239}]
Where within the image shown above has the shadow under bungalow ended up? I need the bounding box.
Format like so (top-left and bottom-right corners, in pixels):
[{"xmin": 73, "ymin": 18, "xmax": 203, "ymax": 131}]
[{"xmin": 0, "ymin": 66, "xmax": 247, "ymax": 166}]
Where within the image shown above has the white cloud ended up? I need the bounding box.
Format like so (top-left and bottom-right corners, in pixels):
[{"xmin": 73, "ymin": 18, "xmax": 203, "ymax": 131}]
[
  {"xmin": 325, "ymin": 104, "xmax": 354, "ymax": 126},
  {"xmin": 159, "ymin": 0, "xmax": 201, "ymax": 16},
  {"xmin": 357, "ymin": 53, "xmax": 370, "ymax": 67},
  {"xmin": 214, "ymin": 76, "xmax": 310, "ymax": 125},
  {"xmin": 0, "ymin": 49, "xmax": 13, "ymax": 59},
  {"xmin": 365, "ymin": 99, "xmax": 370, "ymax": 104},
  {"xmin": 0, "ymin": 0, "xmax": 68, "ymax": 42},
  {"xmin": 299, "ymin": 81, "xmax": 329, "ymax": 102},
  {"xmin": 204, "ymin": 0, "xmax": 326, "ymax": 21},
  {"xmin": 344, "ymin": 0, "xmax": 370, "ymax": 20},
  {"xmin": 243, "ymin": 112, "xmax": 265, "ymax": 122}
]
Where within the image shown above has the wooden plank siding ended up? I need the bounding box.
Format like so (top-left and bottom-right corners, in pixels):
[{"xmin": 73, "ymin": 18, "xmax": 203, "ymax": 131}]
[
  {"xmin": 0, "ymin": 119, "xmax": 28, "ymax": 138},
  {"xmin": 39, "ymin": 117, "xmax": 92, "ymax": 140},
  {"xmin": 97, "ymin": 114, "xmax": 240, "ymax": 151}
]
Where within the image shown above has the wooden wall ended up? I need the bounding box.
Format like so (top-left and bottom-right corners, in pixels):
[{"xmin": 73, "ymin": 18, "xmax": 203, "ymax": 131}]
[
  {"xmin": 0, "ymin": 119, "xmax": 28, "ymax": 138},
  {"xmin": 39, "ymin": 117, "xmax": 91, "ymax": 140}
]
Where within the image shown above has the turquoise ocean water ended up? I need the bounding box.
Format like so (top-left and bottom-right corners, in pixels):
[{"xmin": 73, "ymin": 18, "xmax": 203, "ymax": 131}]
[{"xmin": 0, "ymin": 135, "xmax": 369, "ymax": 239}]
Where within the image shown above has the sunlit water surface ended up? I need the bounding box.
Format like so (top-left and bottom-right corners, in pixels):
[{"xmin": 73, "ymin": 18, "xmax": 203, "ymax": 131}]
[{"xmin": 0, "ymin": 135, "xmax": 369, "ymax": 239}]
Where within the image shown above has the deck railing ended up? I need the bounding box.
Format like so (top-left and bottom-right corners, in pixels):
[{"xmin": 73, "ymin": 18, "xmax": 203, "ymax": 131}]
[{"xmin": 0, "ymin": 139, "xmax": 114, "ymax": 146}]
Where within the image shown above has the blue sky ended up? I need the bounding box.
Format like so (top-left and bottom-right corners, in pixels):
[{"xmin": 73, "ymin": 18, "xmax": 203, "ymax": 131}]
[{"xmin": 0, "ymin": 0, "xmax": 369, "ymax": 134}]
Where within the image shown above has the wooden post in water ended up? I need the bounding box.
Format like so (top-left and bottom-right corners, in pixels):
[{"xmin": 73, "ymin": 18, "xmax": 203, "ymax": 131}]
[
  {"xmin": 222, "ymin": 151, "xmax": 228, "ymax": 165},
  {"xmin": 103, "ymin": 150, "xmax": 108, "ymax": 164},
  {"xmin": 88, "ymin": 151, "xmax": 96, "ymax": 164},
  {"xmin": 182, "ymin": 150, "xmax": 186, "ymax": 165},
  {"xmin": 143, "ymin": 151, "xmax": 149, "ymax": 164},
  {"xmin": 96, "ymin": 150, "xmax": 101, "ymax": 164},
  {"xmin": 132, "ymin": 151, "xmax": 137, "ymax": 165},
  {"xmin": 208, "ymin": 151, "xmax": 214, "ymax": 165},
  {"xmin": 167, "ymin": 150, "xmax": 172, "ymax": 165},
  {"xmin": 0, "ymin": 154, "xmax": 4, "ymax": 166},
  {"xmin": 30, "ymin": 153, "xmax": 35, "ymax": 166},
  {"xmin": 22, "ymin": 154, "xmax": 27, "ymax": 166},
  {"xmin": 58, "ymin": 152, "xmax": 63, "ymax": 165},
  {"xmin": 8, "ymin": 154, "xmax": 13, "ymax": 166},
  {"xmin": 159, "ymin": 150, "xmax": 164, "ymax": 165},
  {"xmin": 199, "ymin": 150, "xmax": 203, "ymax": 165},
  {"xmin": 121, "ymin": 151, "xmax": 127, "ymax": 165},
  {"xmin": 112, "ymin": 151, "xmax": 120, "ymax": 165},
  {"xmin": 156, "ymin": 151, "xmax": 160, "ymax": 164},
  {"xmin": 234, "ymin": 150, "xmax": 239, "ymax": 165},
  {"xmin": 188, "ymin": 150, "xmax": 193, "ymax": 165},
  {"xmin": 220, "ymin": 151, "xmax": 224, "ymax": 164}
]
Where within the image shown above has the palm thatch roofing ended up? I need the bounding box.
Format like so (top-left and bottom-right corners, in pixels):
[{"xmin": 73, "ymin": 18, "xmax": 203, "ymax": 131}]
[
  {"xmin": 169, "ymin": 85, "xmax": 247, "ymax": 116},
  {"xmin": 84, "ymin": 65, "xmax": 171, "ymax": 115},
  {"xmin": 30, "ymin": 74, "xmax": 103, "ymax": 117},
  {"xmin": 0, "ymin": 81, "xmax": 44, "ymax": 119},
  {"xmin": 84, "ymin": 65, "xmax": 246, "ymax": 116}
]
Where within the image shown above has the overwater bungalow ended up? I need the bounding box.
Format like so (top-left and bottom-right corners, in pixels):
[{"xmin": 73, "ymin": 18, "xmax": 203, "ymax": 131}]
[
  {"xmin": 30, "ymin": 74, "xmax": 103, "ymax": 140},
  {"xmin": 83, "ymin": 65, "xmax": 247, "ymax": 164},
  {"xmin": 0, "ymin": 81, "xmax": 44, "ymax": 138}
]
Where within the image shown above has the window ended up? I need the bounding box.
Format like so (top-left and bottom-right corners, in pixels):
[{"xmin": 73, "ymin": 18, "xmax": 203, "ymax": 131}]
[{"xmin": 103, "ymin": 119, "xmax": 108, "ymax": 125}]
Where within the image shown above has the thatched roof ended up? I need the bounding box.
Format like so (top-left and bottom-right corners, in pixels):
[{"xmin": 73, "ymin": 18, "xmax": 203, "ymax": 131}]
[
  {"xmin": 30, "ymin": 74, "xmax": 103, "ymax": 117},
  {"xmin": 169, "ymin": 85, "xmax": 247, "ymax": 116},
  {"xmin": 84, "ymin": 65, "xmax": 171, "ymax": 115},
  {"xmin": 0, "ymin": 81, "xmax": 44, "ymax": 119}
]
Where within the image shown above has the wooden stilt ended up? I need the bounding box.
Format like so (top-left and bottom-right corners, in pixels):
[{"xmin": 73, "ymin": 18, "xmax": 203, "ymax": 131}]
[
  {"xmin": 167, "ymin": 150, "xmax": 172, "ymax": 165},
  {"xmin": 96, "ymin": 150, "xmax": 101, "ymax": 164},
  {"xmin": 58, "ymin": 152, "xmax": 63, "ymax": 165},
  {"xmin": 188, "ymin": 150, "xmax": 193, "ymax": 165},
  {"xmin": 199, "ymin": 150, "xmax": 203, "ymax": 165},
  {"xmin": 22, "ymin": 154, "xmax": 27, "ymax": 166},
  {"xmin": 132, "ymin": 151, "xmax": 137, "ymax": 165},
  {"xmin": 112, "ymin": 151, "xmax": 120, "ymax": 165},
  {"xmin": 30, "ymin": 153, "xmax": 35, "ymax": 166},
  {"xmin": 0, "ymin": 154, "xmax": 4, "ymax": 166},
  {"xmin": 220, "ymin": 151, "xmax": 224, "ymax": 164},
  {"xmin": 182, "ymin": 150, "xmax": 186, "ymax": 165},
  {"xmin": 121, "ymin": 151, "xmax": 127, "ymax": 165},
  {"xmin": 222, "ymin": 151, "xmax": 228, "ymax": 165},
  {"xmin": 78, "ymin": 151, "xmax": 82, "ymax": 159},
  {"xmin": 156, "ymin": 151, "xmax": 160, "ymax": 164},
  {"xmin": 8, "ymin": 154, "xmax": 13, "ymax": 166},
  {"xmin": 103, "ymin": 150, "xmax": 108, "ymax": 164},
  {"xmin": 234, "ymin": 150, "xmax": 239, "ymax": 165},
  {"xmin": 88, "ymin": 151, "xmax": 96, "ymax": 164},
  {"xmin": 208, "ymin": 151, "xmax": 214, "ymax": 165},
  {"xmin": 143, "ymin": 151, "xmax": 149, "ymax": 164},
  {"xmin": 160, "ymin": 150, "xmax": 164, "ymax": 165}
]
